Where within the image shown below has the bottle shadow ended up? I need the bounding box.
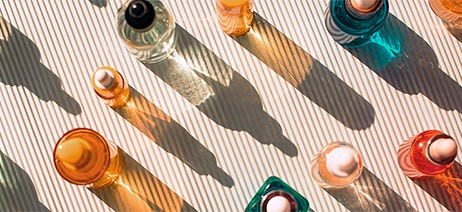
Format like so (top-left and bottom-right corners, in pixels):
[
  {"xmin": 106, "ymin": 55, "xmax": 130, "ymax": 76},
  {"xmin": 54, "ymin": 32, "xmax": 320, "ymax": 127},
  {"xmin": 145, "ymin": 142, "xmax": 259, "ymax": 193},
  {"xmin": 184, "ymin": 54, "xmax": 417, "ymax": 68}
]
[
  {"xmin": 89, "ymin": 150, "xmax": 197, "ymax": 211},
  {"xmin": 346, "ymin": 14, "xmax": 462, "ymax": 113},
  {"xmin": 0, "ymin": 152, "xmax": 50, "ymax": 211},
  {"xmin": 232, "ymin": 13, "xmax": 375, "ymax": 130},
  {"xmin": 113, "ymin": 87, "xmax": 234, "ymax": 187},
  {"xmin": 143, "ymin": 25, "xmax": 298, "ymax": 157},
  {"xmin": 0, "ymin": 17, "xmax": 81, "ymax": 115},
  {"xmin": 412, "ymin": 162, "xmax": 462, "ymax": 211},
  {"xmin": 88, "ymin": 0, "xmax": 107, "ymax": 7},
  {"xmin": 325, "ymin": 168, "xmax": 417, "ymax": 211}
]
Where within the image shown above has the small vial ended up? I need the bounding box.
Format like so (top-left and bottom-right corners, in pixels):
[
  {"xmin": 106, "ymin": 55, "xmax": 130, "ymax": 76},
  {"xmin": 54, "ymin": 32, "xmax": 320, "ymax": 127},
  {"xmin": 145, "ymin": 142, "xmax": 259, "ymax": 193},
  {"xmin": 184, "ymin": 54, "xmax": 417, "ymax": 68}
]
[
  {"xmin": 117, "ymin": 0, "xmax": 176, "ymax": 63},
  {"xmin": 216, "ymin": 0, "xmax": 254, "ymax": 36},
  {"xmin": 53, "ymin": 128, "xmax": 122, "ymax": 188},
  {"xmin": 429, "ymin": 0, "xmax": 462, "ymax": 29},
  {"xmin": 325, "ymin": 0, "xmax": 389, "ymax": 47},
  {"xmin": 310, "ymin": 142, "xmax": 363, "ymax": 189},
  {"xmin": 397, "ymin": 130, "xmax": 458, "ymax": 178},
  {"xmin": 245, "ymin": 176, "xmax": 310, "ymax": 211},
  {"xmin": 91, "ymin": 66, "xmax": 130, "ymax": 108}
]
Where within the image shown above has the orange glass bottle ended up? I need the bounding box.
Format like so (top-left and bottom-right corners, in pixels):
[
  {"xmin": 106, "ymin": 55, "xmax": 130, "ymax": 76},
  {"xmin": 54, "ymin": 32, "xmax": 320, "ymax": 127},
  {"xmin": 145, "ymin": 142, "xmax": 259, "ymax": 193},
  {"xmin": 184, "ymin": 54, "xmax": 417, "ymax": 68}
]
[
  {"xmin": 397, "ymin": 130, "xmax": 458, "ymax": 178},
  {"xmin": 91, "ymin": 66, "xmax": 131, "ymax": 108},
  {"xmin": 216, "ymin": 0, "xmax": 254, "ymax": 36},
  {"xmin": 54, "ymin": 128, "xmax": 122, "ymax": 188},
  {"xmin": 429, "ymin": 0, "xmax": 462, "ymax": 28}
]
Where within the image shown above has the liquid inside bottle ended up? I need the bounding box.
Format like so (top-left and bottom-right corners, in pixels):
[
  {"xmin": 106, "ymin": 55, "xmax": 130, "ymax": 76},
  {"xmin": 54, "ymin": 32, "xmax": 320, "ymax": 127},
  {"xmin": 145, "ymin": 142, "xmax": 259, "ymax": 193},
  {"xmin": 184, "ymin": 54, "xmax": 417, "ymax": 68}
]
[
  {"xmin": 245, "ymin": 176, "xmax": 310, "ymax": 212},
  {"xmin": 117, "ymin": 0, "xmax": 176, "ymax": 63},
  {"xmin": 397, "ymin": 130, "xmax": 458, "ymax": 178},
  {"xmin": 311, "ymin": 142, "xmax": 363, "ymax": 189},
  {"xmin": 91, "ymin": 66, "xmax": 131, "ymax": 108},
  {"xmin": 325, "ymin": 0, "xmax": 389, "ymax": 47},
  {"xmin": 429, "ymin": 0, "xmax": 462, "ymax": 28},
  {"xmin": 54, "ymin": 128, "xmax": 123, "ymax": 188},
  {"xmin": 216, "ymin": 0, "xmax": 254, "ymax": 36}
]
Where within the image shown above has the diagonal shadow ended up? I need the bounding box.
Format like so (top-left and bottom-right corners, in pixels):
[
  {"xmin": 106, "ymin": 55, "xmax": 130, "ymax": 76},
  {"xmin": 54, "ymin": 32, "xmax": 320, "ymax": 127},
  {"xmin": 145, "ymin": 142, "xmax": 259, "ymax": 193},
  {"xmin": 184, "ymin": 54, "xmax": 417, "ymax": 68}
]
[
  {"xmin": 0, "ymin": 17, "xmax": 81, "ymax": 115},
  {"xmin": 90, "ymin": 150, "xmax": 197, "ymax": 212},
  {"xmin": 326, "ymin": 168, "xmax": 417, "ymax": 211},
  {"xmin": 412, "ymin": 162, "xmax": 462, "ymax": 211},
  {"xmin": 113, "ymin": 88, "xmax": 234, "ymax": 187},
  {"xmin": 143, "ymin": 25, "xmax": 298, "ymax": 157},
  {"xmin": 0, "ymin": 151, "xmax": 50, "ymax": 211},
  {"xmin": 232, "ymin": 13, "xmax": 376, "ymax": 130},
  {"xmin": 346, "ymin": 14, "xmax": 462, "ymax": 113}
]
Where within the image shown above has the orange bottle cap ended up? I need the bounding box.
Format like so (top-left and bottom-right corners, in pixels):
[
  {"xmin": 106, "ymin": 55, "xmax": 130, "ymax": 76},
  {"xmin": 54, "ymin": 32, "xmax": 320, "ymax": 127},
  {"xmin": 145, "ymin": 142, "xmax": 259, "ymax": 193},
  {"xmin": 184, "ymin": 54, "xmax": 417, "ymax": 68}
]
[{"xmin": 218, "ymin": 0, "xmax": 250, "ymax": 7}]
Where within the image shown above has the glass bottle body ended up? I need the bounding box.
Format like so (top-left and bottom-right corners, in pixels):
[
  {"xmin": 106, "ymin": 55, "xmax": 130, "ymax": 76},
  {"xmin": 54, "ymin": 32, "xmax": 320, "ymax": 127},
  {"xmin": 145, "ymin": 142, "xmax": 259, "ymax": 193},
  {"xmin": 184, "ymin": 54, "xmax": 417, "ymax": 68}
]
[
  {"xmin": 310, "ymin": 142, "xmax": 363, "ymax": 189},
  {"xmin": 216, "ymin": 0, "xmax": 254, "ymax": 36},
  {"xmin": 429, "ymin": 0, "xmax": 462, "ymax": 28},
  {"xmin": 117, "ymin": 0, "xmax": 176, "ymax": 63},
  {"xmin": 325, "ymin": 0, "xmax": 389, "ymax": 47},
  {"xmin": 91, "ymin": 66, "xmax": 131, "ymax": 108},
  {"xmin": 245, "ymin": 176, "xmax": 310, "ymax": 211},
  {"xmin": 398, "ymin": 130, "xmax": 456, "ymax": 178},
  {"xmin": 54, "ymin": 128, "xmax": 123, "ymax": 188}
]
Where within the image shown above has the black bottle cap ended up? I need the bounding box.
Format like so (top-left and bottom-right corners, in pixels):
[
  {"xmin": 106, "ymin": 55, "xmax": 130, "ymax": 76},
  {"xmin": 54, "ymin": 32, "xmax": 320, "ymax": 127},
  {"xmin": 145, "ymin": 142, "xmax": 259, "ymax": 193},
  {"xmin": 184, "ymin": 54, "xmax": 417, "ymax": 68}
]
[{"xmin": 125, "ymin": 0, "xmax": 156, "ymax": 30}]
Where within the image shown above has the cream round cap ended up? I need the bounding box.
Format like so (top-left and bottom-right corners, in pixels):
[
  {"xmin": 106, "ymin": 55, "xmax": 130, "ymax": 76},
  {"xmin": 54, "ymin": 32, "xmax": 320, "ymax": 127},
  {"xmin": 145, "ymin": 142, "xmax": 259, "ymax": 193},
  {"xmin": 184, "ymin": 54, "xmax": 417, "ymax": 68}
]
[
  {"xmin": 326, "ymin": 146, "xmax": 359, "ymax": 178},
  {"xmin": 350, "ymin": 0, "xmax": 380, "ymax": 13},
  {"xmin": 429, "ymin": 138, "xmax": 458, "ymax": 164},
  {"xmin": 266, "ymin": 195, "xmax": 291, "ymax": 212},
  {"xmin": 94, "ymin": 68, "xmax": 115, "ymax": 89}
]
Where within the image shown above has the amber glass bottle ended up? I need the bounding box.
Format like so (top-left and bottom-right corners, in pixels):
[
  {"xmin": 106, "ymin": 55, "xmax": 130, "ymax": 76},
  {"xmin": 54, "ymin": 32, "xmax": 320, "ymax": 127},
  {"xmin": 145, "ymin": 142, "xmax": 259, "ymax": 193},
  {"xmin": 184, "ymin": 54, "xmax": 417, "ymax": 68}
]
[
  {"xmin": 91, "ymin": 66, "xmax": 130, "ymax": 108},
  {"xmin": 216, "ymin": 0, "xmax": 254, "ymax": 36}
]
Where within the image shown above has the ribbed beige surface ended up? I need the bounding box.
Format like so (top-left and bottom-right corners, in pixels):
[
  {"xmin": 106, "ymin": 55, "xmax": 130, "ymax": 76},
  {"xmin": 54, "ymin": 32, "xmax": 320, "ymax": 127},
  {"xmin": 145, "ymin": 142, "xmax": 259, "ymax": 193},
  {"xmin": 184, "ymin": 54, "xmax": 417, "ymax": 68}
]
[{"xmin": 0, "ymin": 0, "xmax": 461, "ymax": 211}]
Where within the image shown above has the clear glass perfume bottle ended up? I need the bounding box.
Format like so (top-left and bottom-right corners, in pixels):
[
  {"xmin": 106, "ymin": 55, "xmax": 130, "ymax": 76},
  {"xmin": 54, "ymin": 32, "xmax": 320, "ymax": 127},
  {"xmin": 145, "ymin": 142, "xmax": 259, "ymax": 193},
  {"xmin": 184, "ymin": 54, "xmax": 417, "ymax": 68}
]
[
  {"xmin": 429, "ymin": 0, "xmax": 462, "ymax": 29},
  {"xmin": 216, "ymin": 0, "xmax": 254, "ymax": 36},
  {"xmin": 311, "ymin": 142, "xmax": 363, "ymax": 189},
  {"xmin": 325, "ymin": 0, "xmax": 389, "ymax": 47},
  {"xmin": 54, "ymin": 128, "xmax": 123, "ymax": 188},
  {"xmin": 117, "ymin": 0, "xmax": 176, "ymax": 63},
  {"xmin": 245, "ymin": 176, "xmax": 310, "ymax": 212},
  {"xmin": 397, "ymin": 130, "xmax": 458, "ymax": 178},
  {"xmin": 91, "ymin": 66, "xmax": 131, "ymax": 108}
]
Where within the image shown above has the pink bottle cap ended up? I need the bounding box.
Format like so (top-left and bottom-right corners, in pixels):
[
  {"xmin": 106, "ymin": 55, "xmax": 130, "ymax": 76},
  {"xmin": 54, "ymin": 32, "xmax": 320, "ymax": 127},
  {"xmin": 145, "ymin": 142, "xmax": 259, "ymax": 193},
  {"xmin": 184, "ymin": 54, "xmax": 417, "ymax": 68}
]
[
  {"xmin": 266, "ymin": 195, "xmax": 291, "ymax": 212},
  {"xmin": 326, "ymin": 146, "xmax": 359, "ymax": 178},
  {"xmin": 94, "ymin": 68, "xmax": 115, "ymax": 89},
  {"xmin": 350, "ymin": 0, "xmax": 380, "ymax": 13},
  {"xmin": 429, "ymin": 137, "xmax": 458, "ymax": 164}
]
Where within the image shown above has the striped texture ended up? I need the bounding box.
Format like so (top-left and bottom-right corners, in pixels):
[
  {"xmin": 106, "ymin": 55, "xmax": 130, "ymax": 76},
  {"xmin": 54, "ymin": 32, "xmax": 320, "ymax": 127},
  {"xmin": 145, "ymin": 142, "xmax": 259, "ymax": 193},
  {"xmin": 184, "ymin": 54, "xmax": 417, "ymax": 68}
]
[{"xmin": 0, "ymin": 0, "xmax": 461, "ymax": 211}]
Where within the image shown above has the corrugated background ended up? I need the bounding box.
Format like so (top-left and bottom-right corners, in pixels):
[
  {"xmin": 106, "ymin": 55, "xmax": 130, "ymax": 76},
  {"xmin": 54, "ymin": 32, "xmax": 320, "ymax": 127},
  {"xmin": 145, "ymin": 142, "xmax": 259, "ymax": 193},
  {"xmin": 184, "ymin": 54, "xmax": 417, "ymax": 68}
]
[{"xmin": 0, "ymin": 0, "xmax": 461, "ymax": 211}]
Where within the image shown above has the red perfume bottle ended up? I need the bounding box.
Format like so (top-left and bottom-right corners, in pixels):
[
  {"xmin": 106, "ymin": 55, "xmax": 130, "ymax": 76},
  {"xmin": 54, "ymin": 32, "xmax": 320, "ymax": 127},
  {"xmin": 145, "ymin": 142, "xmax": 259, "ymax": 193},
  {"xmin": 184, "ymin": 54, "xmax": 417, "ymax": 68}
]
[{"xmin": 397, "ymin": 130, "xmax": 458, "ymax": 178}]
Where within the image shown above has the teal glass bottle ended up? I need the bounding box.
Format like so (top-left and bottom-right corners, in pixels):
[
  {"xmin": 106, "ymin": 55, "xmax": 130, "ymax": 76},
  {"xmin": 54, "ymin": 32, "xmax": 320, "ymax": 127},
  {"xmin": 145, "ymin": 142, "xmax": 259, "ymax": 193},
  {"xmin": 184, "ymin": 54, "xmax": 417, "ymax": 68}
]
[
  {"xmin": 325, "ymin": 0, "xmax": 389, "ymax": 47},
  {"xmin": 245, "ymin": 176, "xmax": 310, "ymax": 211},
  {"xmin": 117, "ymin": 0, "xmax": 176, "ymax": 63}
]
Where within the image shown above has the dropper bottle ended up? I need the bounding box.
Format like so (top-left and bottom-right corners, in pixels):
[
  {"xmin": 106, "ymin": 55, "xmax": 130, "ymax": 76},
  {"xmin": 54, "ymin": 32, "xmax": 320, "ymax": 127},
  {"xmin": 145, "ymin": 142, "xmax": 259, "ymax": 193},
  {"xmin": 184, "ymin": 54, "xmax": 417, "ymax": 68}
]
[
  {"xmin": 325, "ymin": 0, "xmax": 389, "ymax": 47},
  {"xmin": 53, "ymin": 128, "xmax": 122, "ymax": 188},
  {"xmin": 311, "ymin": 142, "xmax": 363, "ymax": 189},
  {"xmin": 91, "ymin": 66, "xmax": 130, "ymax": 108},
  {"xmin": 429, "ymin": 0, "xmax": 462, "ymax": 29},
  {"xmin": 216, "ymin": 0, "xmax": 254, "ymax": 36},
  {"xmin": 397, "ymin": 130, "xmax": 458, "ymax": 178}
]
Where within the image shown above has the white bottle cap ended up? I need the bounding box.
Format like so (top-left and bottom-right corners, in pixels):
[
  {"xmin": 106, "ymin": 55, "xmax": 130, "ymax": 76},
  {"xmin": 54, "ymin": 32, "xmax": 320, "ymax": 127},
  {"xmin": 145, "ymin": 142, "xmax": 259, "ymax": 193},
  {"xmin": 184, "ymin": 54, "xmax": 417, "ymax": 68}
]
[
  {"xmin": 266, "ymin": 195, "xmax": 291, "ymax": 212},
  {"xmin": 94, "ymin": 68, "xmax": 115, "ymax": 89},
  {"xmin": 350, "ymin": 0, "xmax": 380, "ymax": 13},
  {"xmin": 429, "ymin": 138, "xmax": 458, "ymax": 164},
  {"xmin": 326, "ymin": 146, "xmax": 359, "ymax": 178}
]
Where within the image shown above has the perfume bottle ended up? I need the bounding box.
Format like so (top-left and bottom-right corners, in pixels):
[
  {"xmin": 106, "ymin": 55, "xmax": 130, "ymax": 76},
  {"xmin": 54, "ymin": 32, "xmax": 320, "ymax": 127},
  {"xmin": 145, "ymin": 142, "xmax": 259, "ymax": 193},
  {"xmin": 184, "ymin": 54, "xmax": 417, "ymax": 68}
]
[
  {"xmin": 117, "ymin": 0, "xmax": 176, "ymax": 63},
  {"xmin": 311, "ymin": 142, "xmax": 363, "ymax": 189},
  {"xmin": 325, "ymin": 0, "xmax": 389, "ymax": 47},
  {"xmin": 91, "ymin": 66, "xmax": 131, "ymax": 108},
  {"xmin": 429, "ymin": 0, "xmax": 462, "ymax": 29},
  {"xmin": 397, "ymin": 130, "xmax": 458, "ymax": 178},
  {"xmin": 53, "ymin": 128, "xmax": 123, "ymax": 188},
  {"xmin": 245, "ymin": 176, "xmax": 310, "ymax": 211},
  {"xmin": 216, "ymin": 0, "xmax": 254, "ymax": 36}
]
